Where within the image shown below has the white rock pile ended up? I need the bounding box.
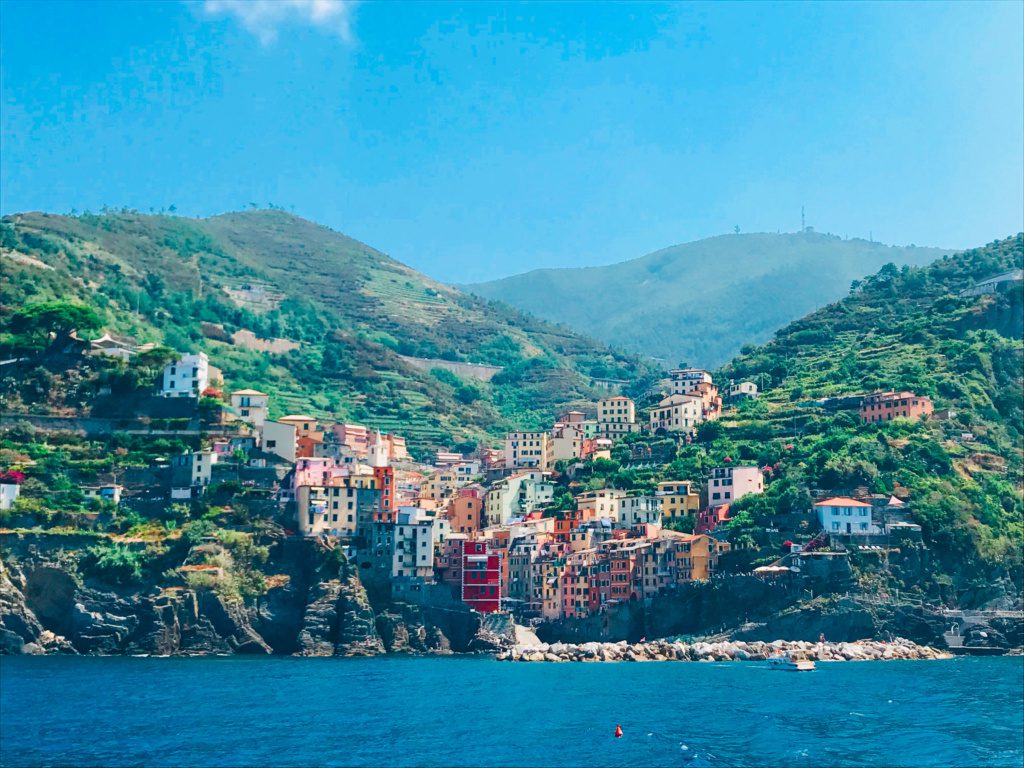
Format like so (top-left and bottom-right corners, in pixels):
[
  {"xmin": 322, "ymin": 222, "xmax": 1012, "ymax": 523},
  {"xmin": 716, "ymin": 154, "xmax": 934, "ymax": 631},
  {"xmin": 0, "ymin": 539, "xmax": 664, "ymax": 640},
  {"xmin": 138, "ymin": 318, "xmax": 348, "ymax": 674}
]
[{"xmin": 495, "ymin": 637, "xmax": 951, "ymax": 662}]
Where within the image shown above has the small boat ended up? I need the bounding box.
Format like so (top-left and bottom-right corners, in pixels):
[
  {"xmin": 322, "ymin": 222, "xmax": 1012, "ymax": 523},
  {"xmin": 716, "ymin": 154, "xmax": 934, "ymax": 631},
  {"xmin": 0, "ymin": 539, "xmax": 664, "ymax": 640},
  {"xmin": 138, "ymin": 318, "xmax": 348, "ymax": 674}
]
[{"xmin": 767, "ymin": 653, "xmax": 815, "ymax": 671}]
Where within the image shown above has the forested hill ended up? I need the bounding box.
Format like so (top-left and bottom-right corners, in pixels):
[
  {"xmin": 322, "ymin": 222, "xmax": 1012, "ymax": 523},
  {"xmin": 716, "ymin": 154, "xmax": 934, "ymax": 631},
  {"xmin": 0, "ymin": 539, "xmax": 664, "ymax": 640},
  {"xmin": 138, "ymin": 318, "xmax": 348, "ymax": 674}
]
[
  {"xmin": 714, "ymin": 234, "xmax": 1023, "ymax": 602},
  {"xmin": 465, "ymin": 231, "xmax": 950, "ymax": 367},
  {"xmin": 0, "ymin": 210, "xmax": 650, "ymax": 453}
]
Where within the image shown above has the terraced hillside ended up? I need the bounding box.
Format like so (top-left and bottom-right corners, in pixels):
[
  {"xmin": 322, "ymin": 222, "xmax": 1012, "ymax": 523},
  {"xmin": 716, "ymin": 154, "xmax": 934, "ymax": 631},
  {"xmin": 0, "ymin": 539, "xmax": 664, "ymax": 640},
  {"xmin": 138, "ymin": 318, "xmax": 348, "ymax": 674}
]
[{"xmin": 0, "ymin": 210, "xmax": 650, "ymax": 454}]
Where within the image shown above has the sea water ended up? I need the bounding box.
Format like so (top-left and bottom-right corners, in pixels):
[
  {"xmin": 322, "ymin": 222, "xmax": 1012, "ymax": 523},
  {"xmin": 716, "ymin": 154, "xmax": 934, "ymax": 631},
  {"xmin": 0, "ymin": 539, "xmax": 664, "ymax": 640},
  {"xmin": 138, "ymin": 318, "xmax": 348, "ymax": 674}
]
[{"xmin": 1, "ymin": 655, "xmax": 1021, "ymax": 767}]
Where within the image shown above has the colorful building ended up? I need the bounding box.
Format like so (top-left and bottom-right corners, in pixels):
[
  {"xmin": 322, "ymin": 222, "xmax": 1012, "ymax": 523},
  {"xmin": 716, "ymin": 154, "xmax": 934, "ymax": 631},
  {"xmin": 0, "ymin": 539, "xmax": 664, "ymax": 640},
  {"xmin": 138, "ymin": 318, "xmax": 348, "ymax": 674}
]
[
  {"xmin": 707, "ymin": 465, "xmax": 763, "ymax": 507},
  {"xmin": 462, "ymin": 539, "xmax": 502, "ymax": 612},
  {"xmin": 859, "ymin": 391, "xmax": 934, "ymax": 423},
  {"xmin": 656, "ymin": 481, "xmax": 700, "ymax": 521}
]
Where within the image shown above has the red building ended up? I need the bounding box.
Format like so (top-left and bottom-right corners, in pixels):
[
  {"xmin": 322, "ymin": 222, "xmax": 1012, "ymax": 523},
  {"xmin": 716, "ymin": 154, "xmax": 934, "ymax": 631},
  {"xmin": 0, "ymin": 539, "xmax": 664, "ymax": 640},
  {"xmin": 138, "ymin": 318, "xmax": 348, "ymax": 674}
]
[
  {"xmin": 695, "ymin": 504, "xmax": 731, "ymax": 534},
  {"xmin": 461, "ymin": 540, "xmax": 501, "ymax": 613}
]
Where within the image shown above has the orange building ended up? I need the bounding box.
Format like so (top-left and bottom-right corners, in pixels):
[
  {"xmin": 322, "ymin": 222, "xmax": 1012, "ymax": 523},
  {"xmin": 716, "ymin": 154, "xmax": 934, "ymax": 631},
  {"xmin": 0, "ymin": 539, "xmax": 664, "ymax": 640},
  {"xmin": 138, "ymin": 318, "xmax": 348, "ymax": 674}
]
[
  {"xmin": 859, "ymin": 391, "xmax": 934, "ymax": 423},
  {"xmin": 447, "ymin": 485, "xmax": 485, "ymax": 534}
]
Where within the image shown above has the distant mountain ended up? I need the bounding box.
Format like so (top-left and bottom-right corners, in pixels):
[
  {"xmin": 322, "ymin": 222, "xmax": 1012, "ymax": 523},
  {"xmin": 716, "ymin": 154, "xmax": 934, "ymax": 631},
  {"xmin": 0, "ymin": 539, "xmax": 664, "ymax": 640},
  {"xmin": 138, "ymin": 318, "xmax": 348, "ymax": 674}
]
[
  {"xmin": 0, "ymin": 210, "xmax": 650, "ymax": 454},
  {"xmin": 465, "ymin": 232, "xmax": 951, "ymax": 368}
]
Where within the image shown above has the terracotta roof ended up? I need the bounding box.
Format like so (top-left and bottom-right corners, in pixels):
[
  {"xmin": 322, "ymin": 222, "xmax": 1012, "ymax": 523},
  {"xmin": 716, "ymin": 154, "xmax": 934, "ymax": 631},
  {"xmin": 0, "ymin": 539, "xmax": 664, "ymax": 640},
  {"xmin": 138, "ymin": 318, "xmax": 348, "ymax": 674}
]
[
  {"xmin": 814, "ymin": 497, "xmax": 872, "ymax": 508},
  {"xmin": 231, "ymin": 388, "xmax": 267, "ymax": 396}
]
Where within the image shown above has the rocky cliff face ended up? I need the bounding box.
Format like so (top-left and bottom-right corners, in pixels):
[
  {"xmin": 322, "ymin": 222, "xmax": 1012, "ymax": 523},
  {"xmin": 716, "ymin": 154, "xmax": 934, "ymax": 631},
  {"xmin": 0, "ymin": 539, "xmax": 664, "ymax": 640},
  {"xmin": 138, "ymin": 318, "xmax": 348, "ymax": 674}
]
[{"xmin": 0, "ymin": 534, "xmax": 513, "ymax": 657}]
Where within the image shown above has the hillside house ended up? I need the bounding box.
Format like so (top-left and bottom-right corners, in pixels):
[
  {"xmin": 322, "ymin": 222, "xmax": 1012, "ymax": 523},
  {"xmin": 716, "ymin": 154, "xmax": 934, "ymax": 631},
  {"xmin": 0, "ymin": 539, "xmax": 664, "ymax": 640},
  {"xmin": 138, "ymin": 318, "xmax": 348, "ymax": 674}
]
[
  {"xmin": 727, "ymin": 381, "xmax": 759, "ymax": 401},
  {"xmin": 260, "ymin": 420, "xmax": 298, "ymax": 463},
  {"xmin": 504, "ymin": 431, "xmax": 553, "ymax": 471},
  {"xmin": 447, "ymin": 485, "xmax": 485, "ymax": 533},
  {"xmin": 859, "ymin": 391, "xmax": 934, "ymax": 423},
  {"xmin": 708, "ymin": 465, "xmax": 763, "ymax": 507},
  {"xmin": 616, "ymin": 495, "xmax": 662, "ymax": 527},
  {"xmin": 0, "ymin": 480, "xmax": 21, "ymax": 510},
  {"xmin": 229, "ymin": 389, "xmax": 269, "ymax": 427},
  {"xmin": 656, "ymin": 481, "xmax": 700, "ymax": 521},
  {"xmin": 649, "ymin": 393, "xmax": 704, "ymax": 434},
  {"xmin": 161, "ymin": 352, "xmax": 209, "ymax": 398},
  {"xmin": 668, "ymin": 368, "xmax": 713, "ymax": 395},
  {"xmin": 461, "ymin": 539, "xmax": 502, "ymax": 612},
  {"xmin": 596, "ymin": 395, "xmax": 639, "ymax": 438},
  {"xmin": 815, "ymin": 497, "xmax": 881, "ymax": 535}
]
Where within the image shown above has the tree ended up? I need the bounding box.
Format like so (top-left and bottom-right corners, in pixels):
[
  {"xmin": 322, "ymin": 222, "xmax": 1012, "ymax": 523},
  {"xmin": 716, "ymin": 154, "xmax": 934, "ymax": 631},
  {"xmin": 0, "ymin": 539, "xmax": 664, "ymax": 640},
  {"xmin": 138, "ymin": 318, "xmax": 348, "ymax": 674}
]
[{"xmin": 8, "ymin": 302, "xmax": 102, "ymax": 346}]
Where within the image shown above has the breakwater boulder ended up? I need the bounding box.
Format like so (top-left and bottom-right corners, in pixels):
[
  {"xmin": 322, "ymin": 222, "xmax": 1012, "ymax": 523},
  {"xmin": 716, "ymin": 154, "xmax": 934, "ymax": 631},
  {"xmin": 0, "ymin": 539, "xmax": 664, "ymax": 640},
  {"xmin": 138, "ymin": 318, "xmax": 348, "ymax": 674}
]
[{"xmin": 495, "ymin": 637, "xmax": 951, "ymax": 662}]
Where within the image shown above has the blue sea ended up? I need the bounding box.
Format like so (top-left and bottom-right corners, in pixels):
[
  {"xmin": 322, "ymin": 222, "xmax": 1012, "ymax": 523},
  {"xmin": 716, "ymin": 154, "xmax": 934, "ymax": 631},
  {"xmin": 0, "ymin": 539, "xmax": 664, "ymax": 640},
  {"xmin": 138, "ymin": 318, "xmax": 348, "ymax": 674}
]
[{"xmin": 1, "ymin": 655, "xmax": 1021, "ymax": 767}]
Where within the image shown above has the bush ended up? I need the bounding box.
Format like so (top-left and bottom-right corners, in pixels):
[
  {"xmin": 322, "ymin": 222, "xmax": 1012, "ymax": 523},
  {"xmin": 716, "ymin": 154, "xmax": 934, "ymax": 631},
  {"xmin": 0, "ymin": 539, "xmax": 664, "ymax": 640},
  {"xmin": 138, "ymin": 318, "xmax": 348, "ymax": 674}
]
[{"xmin": 81, "ymin": 542, "xmax": 148, "ymax": 585}]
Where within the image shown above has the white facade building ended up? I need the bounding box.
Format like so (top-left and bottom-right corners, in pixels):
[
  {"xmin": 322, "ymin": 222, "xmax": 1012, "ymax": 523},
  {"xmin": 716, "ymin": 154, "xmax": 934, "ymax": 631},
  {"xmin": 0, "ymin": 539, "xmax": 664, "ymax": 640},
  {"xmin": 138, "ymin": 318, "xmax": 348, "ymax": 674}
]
[
  {"xmin": 649, "ymin": 394, "xmax": 704, "ymax": 433},
  {"xmin": 260, "ymin": 421, "xmax": 298, "ymax": 463},
  {"xmin": 708, "ymin": 465, "xmax": 763, "ymax": 507},
  {"xmin": 668, "ymin": 369, "xmax": 713, "ymax": 396},
  {"xmin": 161, "ymin": 352, "xmax": 209, "ymax": 398},
  {"xmin": 616, "ymin": 495, "xmax": 663, "ymax": 527},
  {"xmin": 230, "ymin": 389, "xmax": 269, "ymax": 426}
]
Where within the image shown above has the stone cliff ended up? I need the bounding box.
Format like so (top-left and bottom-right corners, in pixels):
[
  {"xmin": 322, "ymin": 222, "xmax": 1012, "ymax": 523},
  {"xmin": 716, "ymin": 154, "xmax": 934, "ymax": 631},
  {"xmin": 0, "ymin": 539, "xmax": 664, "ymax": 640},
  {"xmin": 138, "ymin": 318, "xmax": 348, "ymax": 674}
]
[{"xmin": 0, "ymin": 533, "xmax": 514, "ymax": 657}]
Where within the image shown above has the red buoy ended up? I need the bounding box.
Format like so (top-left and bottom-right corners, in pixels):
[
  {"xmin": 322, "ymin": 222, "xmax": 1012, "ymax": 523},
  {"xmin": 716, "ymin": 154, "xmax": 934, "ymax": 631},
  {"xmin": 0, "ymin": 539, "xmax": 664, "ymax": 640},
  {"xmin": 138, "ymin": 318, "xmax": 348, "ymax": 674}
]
[{"xmin": 615, "ymin": 725, "xmax": 623, "ymax": 738}]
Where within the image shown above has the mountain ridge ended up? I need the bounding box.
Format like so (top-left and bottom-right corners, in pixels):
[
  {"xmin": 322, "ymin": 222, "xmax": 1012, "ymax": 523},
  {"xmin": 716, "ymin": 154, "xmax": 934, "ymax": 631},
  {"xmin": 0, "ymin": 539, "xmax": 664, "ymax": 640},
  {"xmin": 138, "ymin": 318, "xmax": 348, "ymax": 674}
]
[{"xmin": 465, "ymin": 231, "xmax": 952, "ymax": 367}]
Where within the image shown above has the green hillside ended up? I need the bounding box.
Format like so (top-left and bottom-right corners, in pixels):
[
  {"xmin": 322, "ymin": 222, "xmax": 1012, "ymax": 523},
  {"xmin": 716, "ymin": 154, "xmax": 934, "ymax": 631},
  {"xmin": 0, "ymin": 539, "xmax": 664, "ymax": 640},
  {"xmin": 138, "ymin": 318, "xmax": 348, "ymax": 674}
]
[
  {"xmin": 465, "ymin": 231, "xmax": 950, "ymax": 367},
  {"xmin": 0, "ymin": 210, "xmax": 649, "ymax": 454},
  {"xmin": 709, "ymin": 234, "xmax": 1023, "ymax": 600}
]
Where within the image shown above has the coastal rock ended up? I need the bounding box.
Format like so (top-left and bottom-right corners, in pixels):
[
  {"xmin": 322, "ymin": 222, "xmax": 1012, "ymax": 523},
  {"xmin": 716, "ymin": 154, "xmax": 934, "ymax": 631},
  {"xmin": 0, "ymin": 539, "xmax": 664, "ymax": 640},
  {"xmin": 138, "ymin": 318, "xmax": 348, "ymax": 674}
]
[
  {"xmin": 495, "ymin": 636, "xmax": 952, "ymax": 663},
  {"xmin": 0, "ymin": 561, "xmax": 75, "ymax": 654}
]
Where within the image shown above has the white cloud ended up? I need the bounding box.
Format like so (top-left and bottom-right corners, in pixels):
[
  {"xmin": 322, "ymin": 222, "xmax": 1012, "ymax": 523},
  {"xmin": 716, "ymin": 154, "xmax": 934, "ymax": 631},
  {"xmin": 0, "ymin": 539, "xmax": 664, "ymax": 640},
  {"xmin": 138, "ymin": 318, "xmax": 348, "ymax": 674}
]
[{"xmin": 204, "ymin": 0, "xmax": 358, "ymax": 45}]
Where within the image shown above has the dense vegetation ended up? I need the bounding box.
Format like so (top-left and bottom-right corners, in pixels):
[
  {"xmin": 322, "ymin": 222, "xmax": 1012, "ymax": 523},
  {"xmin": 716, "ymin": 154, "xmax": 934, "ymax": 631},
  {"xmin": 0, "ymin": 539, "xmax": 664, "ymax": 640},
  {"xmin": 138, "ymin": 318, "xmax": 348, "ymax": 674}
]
[
  {"xmin": 0, "ymin": 210, "xmax": 651, "ymax": 454},
  {"xmin": 540, "ymin": 236, "xmax": 1023, "ymax": 605},
  {"xmin": 466, "ymin": 231, "xmax": 949, "ymax": 367}
]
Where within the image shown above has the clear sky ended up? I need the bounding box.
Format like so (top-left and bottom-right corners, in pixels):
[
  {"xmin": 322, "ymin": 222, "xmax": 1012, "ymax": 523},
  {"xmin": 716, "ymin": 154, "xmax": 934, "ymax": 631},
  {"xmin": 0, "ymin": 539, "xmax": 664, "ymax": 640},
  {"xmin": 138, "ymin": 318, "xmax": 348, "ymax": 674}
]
[{"xmin": 2, "ymin": 1, "xmax": 1022, "ymax": 282}]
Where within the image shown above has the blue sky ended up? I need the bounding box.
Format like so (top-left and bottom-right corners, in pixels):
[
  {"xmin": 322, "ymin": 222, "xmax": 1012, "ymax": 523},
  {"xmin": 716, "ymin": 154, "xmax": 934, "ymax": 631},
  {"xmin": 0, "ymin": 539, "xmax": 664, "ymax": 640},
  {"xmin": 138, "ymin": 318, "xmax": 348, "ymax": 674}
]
[{"xmin": 2, "ymin": 1, "xmax": 1022, "ymax": 282}]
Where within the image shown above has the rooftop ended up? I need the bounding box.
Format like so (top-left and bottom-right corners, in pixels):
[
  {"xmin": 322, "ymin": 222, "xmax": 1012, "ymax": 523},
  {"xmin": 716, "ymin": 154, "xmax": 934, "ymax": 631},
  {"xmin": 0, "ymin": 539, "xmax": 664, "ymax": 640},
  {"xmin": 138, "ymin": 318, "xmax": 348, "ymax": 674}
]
[{"xmin": 815, "ymin": 497, "xmax": 872, "ymax": 508}]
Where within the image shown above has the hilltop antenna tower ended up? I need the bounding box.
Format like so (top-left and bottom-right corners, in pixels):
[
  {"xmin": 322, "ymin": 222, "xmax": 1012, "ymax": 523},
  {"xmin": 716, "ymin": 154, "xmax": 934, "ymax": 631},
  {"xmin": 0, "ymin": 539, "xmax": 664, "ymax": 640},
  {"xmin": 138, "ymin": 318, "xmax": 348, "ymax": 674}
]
[{"xmin": 801, "ymin": 206, "xmax": 805, "ymax": 232}]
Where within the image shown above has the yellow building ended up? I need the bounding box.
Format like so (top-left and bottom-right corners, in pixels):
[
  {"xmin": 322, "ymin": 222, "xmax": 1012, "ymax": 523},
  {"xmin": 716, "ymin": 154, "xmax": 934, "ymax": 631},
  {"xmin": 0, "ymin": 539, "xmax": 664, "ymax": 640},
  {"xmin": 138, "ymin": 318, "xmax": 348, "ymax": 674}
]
[
  {"xmin": 656, "ymin": 481, "xmax": 700, "ymax": 521},
  {"xmin": 667, "ymin": 532, "xmax": 731, "ymax": 581},
  {"xmin": 504, "ymin": 431, "xmax": 553, "ymax": 470}
]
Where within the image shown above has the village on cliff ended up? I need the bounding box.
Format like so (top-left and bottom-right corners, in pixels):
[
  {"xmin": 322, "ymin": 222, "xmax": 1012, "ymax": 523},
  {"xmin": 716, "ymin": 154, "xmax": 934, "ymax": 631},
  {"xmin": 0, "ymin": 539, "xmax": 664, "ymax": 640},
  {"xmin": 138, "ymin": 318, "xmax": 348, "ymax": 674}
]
[{"xmin": 1, "ymin": 347, "xmax": 937, "ymax": 627}]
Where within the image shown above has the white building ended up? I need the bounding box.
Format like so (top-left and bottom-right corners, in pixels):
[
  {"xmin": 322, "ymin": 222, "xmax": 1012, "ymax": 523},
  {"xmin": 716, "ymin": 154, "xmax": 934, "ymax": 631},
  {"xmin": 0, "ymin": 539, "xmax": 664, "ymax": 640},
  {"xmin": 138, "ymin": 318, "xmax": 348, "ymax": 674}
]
[
  {"xmin": 668, "ymin": 369, "xmax": 713, "ymax": 396},
  {"xmin": 815, "ymin": 497, "xmax": 881, "ymax": 535},
  {"xmin": 616, "ymin": 495, "xmax": 662, "ymax": 527},
  {"xmin": 230, "ymin": 389, "xmax": 269, "ymax": 427},
  {"xmin": 727, "ymin": 381, "xmax": 759, "ymax": 401},
  {"xmin": 486, "ymin": 471, "xmax": 554, "ymax": 525},
  {"xmin": 649, "ymin": 393, "xmax": 704, "ymax": 433},
  {"xmin": 708, "ymin": 465, "xmax": 763, "ymax": 507},
  {"xmin": 550, "ymin": 424, "xmax": 584, "ymax": 463},
  {"xmin": 169, "ymin": 450, "xmax": 217, "ymax": 500},
  {"xmin": 260, "ymin": 420, "xmax": 298, "ymax": 463},
  {"xmin": 576, "ymin": 488, "xmax": 627, "ymax": 520},
  {"xmin": 161, "ymin": 352, "xmax": 209, "ymax": 398},
  {"xmin": 392, "ymin": 507, "xmax": 448, "ymax": 581},
  {"xmin": 0, "ymin": 482, "xmax": 21, "ymax": 510}
]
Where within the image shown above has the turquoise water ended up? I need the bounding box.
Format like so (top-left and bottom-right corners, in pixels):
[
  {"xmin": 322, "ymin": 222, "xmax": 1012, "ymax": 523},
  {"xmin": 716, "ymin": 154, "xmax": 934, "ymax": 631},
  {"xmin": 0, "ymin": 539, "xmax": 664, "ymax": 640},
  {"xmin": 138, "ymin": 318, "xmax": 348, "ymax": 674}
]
[{"xmin": 1, "ymin": 655, "xmax": 1021, "ymax": 767}]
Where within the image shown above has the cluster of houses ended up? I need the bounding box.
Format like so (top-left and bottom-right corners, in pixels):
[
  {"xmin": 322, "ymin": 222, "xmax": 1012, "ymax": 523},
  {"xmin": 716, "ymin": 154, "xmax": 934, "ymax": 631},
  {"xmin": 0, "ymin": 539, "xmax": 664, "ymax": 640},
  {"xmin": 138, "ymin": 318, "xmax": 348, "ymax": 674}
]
[{"xmin": 1, "ymin": 349, "xmax": 933, "ymax": 620}]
